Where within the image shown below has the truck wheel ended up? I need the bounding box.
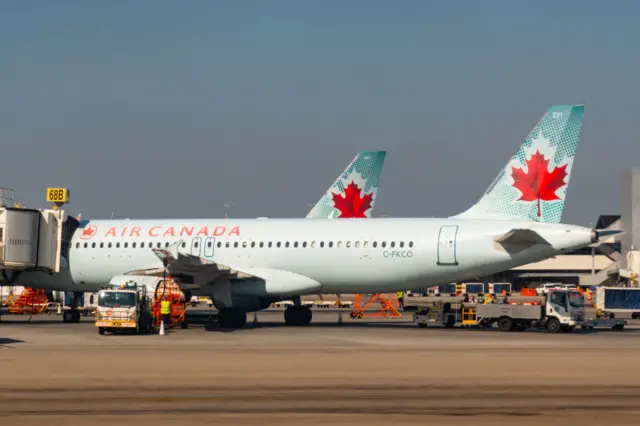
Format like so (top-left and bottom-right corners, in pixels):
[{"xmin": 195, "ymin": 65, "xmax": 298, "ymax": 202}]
[
  {"xmin": 98, "ymin": 327, "xmax": 105, "ymax": 335},
  {"xmin": 547, "ymin": 318, "xmax": 561, "ymax": 333},
  {"xmin": 497, "ymin": 316, "xmax": 513, "ymax": 332}
]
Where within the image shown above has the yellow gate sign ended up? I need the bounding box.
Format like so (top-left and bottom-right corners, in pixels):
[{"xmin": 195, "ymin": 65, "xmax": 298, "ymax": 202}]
[{"xmin": 46, "ymin": 188, "xmax": 70, "ymax": 204}]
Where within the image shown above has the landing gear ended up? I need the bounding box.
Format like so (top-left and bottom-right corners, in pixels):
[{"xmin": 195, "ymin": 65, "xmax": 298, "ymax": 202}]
[
  {"xmin": 62, "ymin": 292, "xmax": 82, "ymax": 323},
  {"xmin": 217, "ymin": 307, "xmax": 247, "ymax": 329},
  {"xmin": 284, "ymin": 305, "xmax": 312, "ymax": 326}
]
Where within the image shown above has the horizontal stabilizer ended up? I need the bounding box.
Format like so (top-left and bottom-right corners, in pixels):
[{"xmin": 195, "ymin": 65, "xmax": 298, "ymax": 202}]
[{"xmin": 495, "ymin": 229, "xmax": 550, "ymax": 247}]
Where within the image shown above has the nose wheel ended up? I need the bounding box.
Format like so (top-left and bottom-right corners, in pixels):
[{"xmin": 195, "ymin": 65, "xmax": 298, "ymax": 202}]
[{"xmin": 284, "ymin": 305, "xmax": 312, "ymax": 326}]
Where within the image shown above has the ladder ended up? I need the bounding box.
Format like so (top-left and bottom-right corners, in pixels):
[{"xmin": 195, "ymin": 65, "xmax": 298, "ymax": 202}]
[
  {"xmin": 350, "ymin": 293, "xmax": 402, "ymax": 319},
  {"xmin": 8, "ymin": 288, "xmax": 49, "ymax": 314}
]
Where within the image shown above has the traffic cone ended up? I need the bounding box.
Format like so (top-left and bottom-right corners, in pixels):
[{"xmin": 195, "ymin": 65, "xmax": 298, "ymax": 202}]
[
  {"xmin": 338, "ymin": 311, "xmax": 343, "ymax": 324},
  {"xmin": 159, "ymin": 321, "xmax": 165, "ymax": 336}
]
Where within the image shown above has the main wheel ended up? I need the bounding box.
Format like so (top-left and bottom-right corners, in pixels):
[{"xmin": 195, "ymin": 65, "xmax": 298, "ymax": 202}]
[
  {"xmin": 218, "ymin": 308, "xmax": 247, "ymax": 329},
  {"xmin": 284, "ymin": 306, "xmax": 312, "ymax": 326}
]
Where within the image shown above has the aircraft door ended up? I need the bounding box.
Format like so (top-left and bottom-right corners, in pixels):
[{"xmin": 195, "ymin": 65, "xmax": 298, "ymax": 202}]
[
  {"xmin": 191, "ymin": 237, "xmax": 202, "ymax": 257},
  {"xmin": 437, "ymin": 225, "xmax": 459, "ymax": 265},
  {"xmin": 204, "ymin": 237, "xmax": 215, "ymax": 258}
]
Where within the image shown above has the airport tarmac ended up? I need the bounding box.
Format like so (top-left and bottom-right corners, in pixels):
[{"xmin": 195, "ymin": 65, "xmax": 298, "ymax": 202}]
[{"xmin": 2, "ymin": 311, "xmax": 640, "ymax": 426}]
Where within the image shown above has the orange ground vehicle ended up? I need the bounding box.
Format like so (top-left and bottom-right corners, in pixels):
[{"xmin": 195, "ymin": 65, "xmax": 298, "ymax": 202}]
[{"xmin": 152, "ymin": 278, "xmax": 187, "ymax": 329}]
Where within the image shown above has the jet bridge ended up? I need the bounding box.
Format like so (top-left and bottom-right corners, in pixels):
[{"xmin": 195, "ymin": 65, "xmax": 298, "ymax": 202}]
[{"xmin": 0, "ymin": 207, "xmax": 66, "ymax": 274}]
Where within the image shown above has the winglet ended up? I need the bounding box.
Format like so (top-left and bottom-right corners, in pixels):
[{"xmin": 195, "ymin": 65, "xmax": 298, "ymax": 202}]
[{"xmin": 306, "ymin": 150, "xmax": 386, "ymax": 219}]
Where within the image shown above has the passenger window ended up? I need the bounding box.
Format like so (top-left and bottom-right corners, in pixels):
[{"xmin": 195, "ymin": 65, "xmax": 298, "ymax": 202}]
[
  {"xmin": 194, "ymin": 242, "xmax": 199, "ymax": 248},
  {"xmin": 225, "ymin": 242, "xmax": 230, "ymax": 248},
  {"xmin": 140, "ymin": 242, "xmax": 144, "ymax": 248},
  {"xmin": 242, "ymin": 241, "xmax": 247, "ymax": 248},
  {"xmin": 207, "ymin": 241, "xmax": 213, "ymax": 248},
  {"xmin": 76, "ymin": 242, "xmax": 80, "ymax": 248},
  {"xmin": 182, "ymin": 242, "xmax": 186, "ymax": 248},
  {"xmin": 108, "ymin": 243, "xmax": 112, "ymax": 248},
  {"xmin": 234, "ymin": 242, "xmax": 239, "ymax": 248},
  {"xmin": 381, "ymin": 241, "xmax": 386, "ymax": 248},
  {"xmin": 155, "ymin": 242, "xmax": 160, "ymax": 248},
  {"xmin": 409, "ymin": 241, "xmax": 414, "ymax": 248},
  {"xmin": 320, "ymin": 241, "xmax": 324, "ymax": 248},
  {"xmin": 268, "ymin": 242, "xmax": 272, "ymax": 248},
  {"xmin": 355, "ymin": 241, "xmax": 360, "ymax": 248},
  {"xmin": 132, "ymin": 242, "xmax": 136, "ymax": 248},
  {"xmin": 337, "ymin": 241, "xmax": 342, "ymax": 248},
  {"xmin": 390, "ymin": 241, "xmax": 395, "ymax": 248},
  {"xmin": 251, "ymin": 242, "xmax": 256, "ymax": 248},
  {"xmin": 285, "ymin": 242, "xmax": 290, "ymax": 248},
  {"xmin": 116, "ymin": 242, "xmax": 120, "ymax": 248},
  {"xmin": 302, "ymin": 242, "xmax": 307, "ymax": 248},
  {"xmin": 165, "ymin": 242, "xmax": 170, "ymax": 247},
  {"xmin": 259, "ymin": 242, "xmax": 264, "ymax": 248},
  {"xmin": 363, "ymin": 241, "xmax": 368, "ymax": 248},
  {"xmin": 100, "ymin": 242, "xmax": 104, "ymax": 248},
  {"xmin": 124, "ymin": 242, "xmax": 128, "ymax": 248},
  {"xmin": 277, "ymin": 242, "xmax": 281, "ymax": 248},
  {"xmin": 311, "ymin": 241, "xmax": 316, "ymax": 248},
  {"xmin": 92, "ymin": 242, "xmax": 96, "ymax": 248},
  {"xmin": 83, "ymin": 243, "xmax": 88, "ymax": 248},
  {"xmin": 217, "ymin": 242, "xmax": 222, "ymax": 248},
  {"xmin": 373, "ymin": 242, "xmax": 377, "ymax": 248},
  {"xmin": 399, "ymin": 242, "xmax": 404, "ymax": 248},
  {"xmin": 346, "ymin": 241, "xmax": 351, "ymax": 248},
  {"xmin": 328, "ymin": 242, "xmax": 333, "ymax": 248},
  {"xmin": 294, "ymin": 242, "xmax": 298, "ymax": 248}
]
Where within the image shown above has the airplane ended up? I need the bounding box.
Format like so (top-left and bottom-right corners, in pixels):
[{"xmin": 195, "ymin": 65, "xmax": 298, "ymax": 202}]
[
  {"xmin": 11, "ymin": 105, "xmax": 606, "ymax": 330},
  {"xmin": 2, "ymin": 150, "xmax": 387, "ymax": 320}
]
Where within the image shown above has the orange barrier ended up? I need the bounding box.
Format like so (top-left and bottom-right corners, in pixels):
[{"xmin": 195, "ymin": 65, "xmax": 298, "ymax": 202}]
[{"xmin": 519, "ymin": 288, "xmax": 536, "ymax": 296}]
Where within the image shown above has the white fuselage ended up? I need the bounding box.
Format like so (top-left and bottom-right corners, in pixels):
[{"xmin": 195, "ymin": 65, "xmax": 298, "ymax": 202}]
[{"xmin": 14, "ymin": 217, "xmax": 594, "ymax": 297}]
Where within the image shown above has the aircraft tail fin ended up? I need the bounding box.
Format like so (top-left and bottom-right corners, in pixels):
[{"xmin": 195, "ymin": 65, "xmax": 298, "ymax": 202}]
[
  {"xmin": 452, "ymin": 105, "xmax": 585, "ymax": 223},
  {"xmin": 306, "ymin": 150, "xmax": 386, "ymax": 219}
]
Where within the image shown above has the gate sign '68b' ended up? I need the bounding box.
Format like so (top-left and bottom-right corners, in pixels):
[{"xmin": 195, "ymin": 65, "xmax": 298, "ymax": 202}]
[{"xmin": 383, "ymin": 251, "xmax": 414, "ymax": 258}]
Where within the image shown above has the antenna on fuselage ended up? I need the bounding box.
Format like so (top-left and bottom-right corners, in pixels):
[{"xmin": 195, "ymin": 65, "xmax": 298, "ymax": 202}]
[{"xmin": 110, "ymin": 212, "xmax": 115, "ymax": 220}]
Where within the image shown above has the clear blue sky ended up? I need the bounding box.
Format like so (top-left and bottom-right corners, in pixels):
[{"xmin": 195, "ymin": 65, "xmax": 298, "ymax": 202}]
[{"xmin": 2, "ymin": 0, "xmax": 639, "ymax": 226}]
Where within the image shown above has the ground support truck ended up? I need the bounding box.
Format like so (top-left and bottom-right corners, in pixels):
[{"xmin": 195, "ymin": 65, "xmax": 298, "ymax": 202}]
[
  {"xmin": 414, "ymin": 289, "xmax": 625, "ymax": 333},
  {"xmin": 95, "ymin": 282, "xmax": 156, "ymax": 335}
]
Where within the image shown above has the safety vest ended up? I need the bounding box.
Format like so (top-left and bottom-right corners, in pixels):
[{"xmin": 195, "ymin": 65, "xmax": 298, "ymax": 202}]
[
  {"xmin": 397, "ymin": 291, "xmax": 404, "ymax": 298},
  {"xmin": 160, "ymin": 300, "xmax": 171, "ymax": 315}
]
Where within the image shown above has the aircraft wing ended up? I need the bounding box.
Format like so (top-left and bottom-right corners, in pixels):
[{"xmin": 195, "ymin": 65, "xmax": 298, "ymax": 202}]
[{"xmin": 149, "ymin": 241, "xmax": 256, "ymax": 279}]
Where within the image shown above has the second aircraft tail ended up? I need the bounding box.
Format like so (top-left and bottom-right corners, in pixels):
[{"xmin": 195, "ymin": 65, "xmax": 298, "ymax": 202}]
[{"xmin": 306, "ymin": 150, "xmax": 386, "ymax": 219}]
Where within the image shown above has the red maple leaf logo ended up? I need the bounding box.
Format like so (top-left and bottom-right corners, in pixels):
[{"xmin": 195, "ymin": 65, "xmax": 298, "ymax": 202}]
[
  {"xmin": 80, "ymin": 225, "xmax": 97, "ymax": 240},
  {"xmin": 511, "ymin": 150, "xmax": 568, "ymax": 217},
  {"xmin": 331, "ymin": 181, "xmax": 374, "ymax": 218}
]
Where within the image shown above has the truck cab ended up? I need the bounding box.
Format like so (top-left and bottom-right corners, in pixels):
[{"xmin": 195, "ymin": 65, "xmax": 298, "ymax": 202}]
[
  {"xmin": 95, "ymin": 282, "xmax": 153, "ymax": 335},
  {"xmin": 543, "ymin": 289, "xmax": 585, "ymax": 332}
]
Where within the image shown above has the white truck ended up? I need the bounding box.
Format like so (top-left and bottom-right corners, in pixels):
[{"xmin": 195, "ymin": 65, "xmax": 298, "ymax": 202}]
[
  {"xmin": 415, "ymin": 289, "xmax": 625, "ymax": 333},
  {"xmin": 95, "ymin": 282, "xmax": 155, "ymax": 335}
]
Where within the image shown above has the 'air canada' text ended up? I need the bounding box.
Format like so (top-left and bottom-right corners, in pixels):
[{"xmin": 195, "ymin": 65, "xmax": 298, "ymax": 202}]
[{"xmin": 103, "ymin": 225, "xmax": 241, "ymax": 238}]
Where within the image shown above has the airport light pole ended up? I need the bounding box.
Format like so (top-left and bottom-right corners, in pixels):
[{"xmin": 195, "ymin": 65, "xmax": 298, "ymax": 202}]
[{"xmin": 223, "ymin": 203, "xmax": 234, "ymax": 219}]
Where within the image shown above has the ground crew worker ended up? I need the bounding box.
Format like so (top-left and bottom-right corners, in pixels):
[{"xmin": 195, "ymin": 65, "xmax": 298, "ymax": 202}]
[
  {"xmin": 160, "ymin": 298, "xmax": 171, "ymax": 327},
  {"xmin": 396, "ymin": 291, "xmax": 404, "ymax": 310}
]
